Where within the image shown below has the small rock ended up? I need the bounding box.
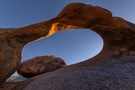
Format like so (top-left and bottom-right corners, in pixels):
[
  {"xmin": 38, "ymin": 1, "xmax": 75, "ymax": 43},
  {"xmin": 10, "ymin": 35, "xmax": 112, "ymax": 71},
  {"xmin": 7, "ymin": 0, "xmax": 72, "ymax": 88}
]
[{"xmin": 17, "ymin": 56, "xmax": 67, "ymax": 78}]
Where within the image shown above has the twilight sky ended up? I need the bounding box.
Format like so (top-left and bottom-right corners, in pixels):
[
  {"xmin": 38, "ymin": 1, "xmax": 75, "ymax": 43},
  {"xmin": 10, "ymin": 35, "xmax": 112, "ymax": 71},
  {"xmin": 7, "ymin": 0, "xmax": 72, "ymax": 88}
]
[{"xmin": 0, "ymin": 0, "xmax": 135, "ymax": 65}]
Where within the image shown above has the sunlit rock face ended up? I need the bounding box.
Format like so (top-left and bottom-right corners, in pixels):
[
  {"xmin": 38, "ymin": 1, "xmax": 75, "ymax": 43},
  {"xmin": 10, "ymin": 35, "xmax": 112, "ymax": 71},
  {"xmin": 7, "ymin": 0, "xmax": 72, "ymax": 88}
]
[
  {"xmin": 17, "ymin": 56, "xmax": 67, "ymax": 78},
  {"xmin": 0, "ymin": 2, "xmax": 135, "ymax": 90}
]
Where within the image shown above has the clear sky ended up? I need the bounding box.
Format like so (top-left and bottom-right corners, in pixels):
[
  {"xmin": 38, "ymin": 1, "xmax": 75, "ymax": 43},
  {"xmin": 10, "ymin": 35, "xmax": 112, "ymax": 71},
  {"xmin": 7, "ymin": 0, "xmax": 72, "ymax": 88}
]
[{"xmin": 0, "ymin": 0, "xmax": 135, "ymax": 66}]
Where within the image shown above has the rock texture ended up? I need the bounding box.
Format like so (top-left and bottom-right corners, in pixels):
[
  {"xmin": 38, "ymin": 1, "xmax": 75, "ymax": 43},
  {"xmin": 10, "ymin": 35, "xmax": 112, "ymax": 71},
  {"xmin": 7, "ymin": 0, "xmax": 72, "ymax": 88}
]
[
  {"xmin": 0, "ymin": 2, "xmax": 134, "ymax": 90},
  {"xmin": 13, "ymin": 60, "xmax": 135, "ymax": 90},
  {"xmin": 17, "ymin": 56, "xmax": 67, "ymax": 78},
  {"xmin": 0, "ymin": 81, "xmax": 22, "ymax": 90},
  {"xmin": 0, "ymin": 75, "xmax": 25, "ymax": 90}
]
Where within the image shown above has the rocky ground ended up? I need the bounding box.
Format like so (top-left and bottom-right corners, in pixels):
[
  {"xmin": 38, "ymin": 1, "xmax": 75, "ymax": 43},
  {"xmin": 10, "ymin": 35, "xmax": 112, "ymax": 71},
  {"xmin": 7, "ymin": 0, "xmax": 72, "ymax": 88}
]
[
  {"xmin": 0, "ymin": 81, "xmax": 22, "ymax": 90},
  {"xmin": 0, "ymin": 75, "xmax": 25, "ymax": 90}
]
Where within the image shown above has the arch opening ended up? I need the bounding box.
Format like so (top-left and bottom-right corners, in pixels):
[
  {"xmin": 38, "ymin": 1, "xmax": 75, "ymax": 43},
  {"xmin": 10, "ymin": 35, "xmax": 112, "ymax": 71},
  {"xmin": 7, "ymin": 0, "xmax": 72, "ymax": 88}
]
[{"xmin": 22, "ymin": 29, "xmax": 103, "ymax": 65}]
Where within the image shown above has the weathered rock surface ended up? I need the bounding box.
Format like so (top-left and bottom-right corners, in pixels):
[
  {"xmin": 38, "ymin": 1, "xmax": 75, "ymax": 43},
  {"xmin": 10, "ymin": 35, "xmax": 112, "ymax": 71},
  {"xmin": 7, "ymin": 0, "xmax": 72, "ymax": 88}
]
[
  {"xmin": 0, "ymin": 81, "xmax": 23, "ymax": 90},
  {"xmin": 17, "ymin": 56, "xmax": 67, "ymax": 78},
  {"xmin": 0, "ymin": 75, "xmax": 25, "ymax": 90},
  {"xmin": 13, "ymin": 58, "xmax": 135, "ymax": 90},
  {"xmin": 0, "ymin": 2, "xmax": 135, "ymax": 90}
]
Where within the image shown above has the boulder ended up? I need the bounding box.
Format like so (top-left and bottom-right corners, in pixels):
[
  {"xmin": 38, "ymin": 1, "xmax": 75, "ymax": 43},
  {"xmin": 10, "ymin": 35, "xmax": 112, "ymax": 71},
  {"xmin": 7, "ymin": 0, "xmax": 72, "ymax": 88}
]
[{"xmin": 17, "ymin": 56, "xmax": 67, "ymax": 78}]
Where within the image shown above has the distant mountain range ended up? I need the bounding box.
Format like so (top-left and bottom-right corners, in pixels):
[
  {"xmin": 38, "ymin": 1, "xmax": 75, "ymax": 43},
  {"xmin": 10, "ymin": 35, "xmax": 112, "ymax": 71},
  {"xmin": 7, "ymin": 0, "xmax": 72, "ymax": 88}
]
[{"xmin": 6, "ymin": 75, "xmax": 26, "ymax": 82}]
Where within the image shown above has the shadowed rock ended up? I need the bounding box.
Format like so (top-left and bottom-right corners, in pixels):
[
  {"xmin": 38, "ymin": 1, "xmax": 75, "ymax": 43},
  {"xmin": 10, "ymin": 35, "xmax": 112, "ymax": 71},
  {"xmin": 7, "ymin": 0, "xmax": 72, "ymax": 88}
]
[
  {"xmin": 0, "ymin": 82, "xmax": 22, "ymax": 90},
  {"xmin": 0, "ymin": 2, "xmax": 134, "ymax": 89},
  {"xmin": 0, "ymin": 75, "xmax": 25, "ymax": 90},
  {"xmin": 17, "ymin": 56, "xmax": 67, "ymax": 78}
]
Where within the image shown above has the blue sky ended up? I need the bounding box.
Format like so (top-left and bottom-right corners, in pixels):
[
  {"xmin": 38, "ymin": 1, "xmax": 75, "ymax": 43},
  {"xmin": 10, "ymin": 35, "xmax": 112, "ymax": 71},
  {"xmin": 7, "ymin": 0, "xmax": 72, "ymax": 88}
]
[{"xmin": 0, "ymin": 0, "xmax": 135, "ymax": 65}]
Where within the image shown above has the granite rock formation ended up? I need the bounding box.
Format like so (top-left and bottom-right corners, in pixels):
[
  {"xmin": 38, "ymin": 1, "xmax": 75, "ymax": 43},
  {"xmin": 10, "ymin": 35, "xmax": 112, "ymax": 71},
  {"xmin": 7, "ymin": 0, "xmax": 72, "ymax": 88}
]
[
  {"xmin": 0, "ymin": 75, "xmax": 25, "ymax": 90},
  {"xmin": 17, "ymin": 56, "xmax": 67, "ymax": 78},
  {"xmin": 0, "ymin": 2, "xmax": 134, "ymax": 90},
  {"xmin": 0, "ymin": 82, "xmax": 22, "ymax": 90}
]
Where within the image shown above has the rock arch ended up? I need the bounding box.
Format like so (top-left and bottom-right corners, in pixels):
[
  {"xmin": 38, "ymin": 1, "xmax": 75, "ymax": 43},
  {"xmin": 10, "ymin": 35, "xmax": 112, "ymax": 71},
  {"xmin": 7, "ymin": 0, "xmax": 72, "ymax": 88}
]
[{"xmin": 0, "ymin": 3, "xmax": 135, "ymax": 89}]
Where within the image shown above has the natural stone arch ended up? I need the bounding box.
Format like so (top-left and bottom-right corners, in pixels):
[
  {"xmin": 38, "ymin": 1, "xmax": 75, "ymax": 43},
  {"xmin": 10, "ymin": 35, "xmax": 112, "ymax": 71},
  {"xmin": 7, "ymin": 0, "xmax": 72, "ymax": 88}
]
[{"xmin": 0, "ymin": 3, "xmax": 135, "ymax": 89}]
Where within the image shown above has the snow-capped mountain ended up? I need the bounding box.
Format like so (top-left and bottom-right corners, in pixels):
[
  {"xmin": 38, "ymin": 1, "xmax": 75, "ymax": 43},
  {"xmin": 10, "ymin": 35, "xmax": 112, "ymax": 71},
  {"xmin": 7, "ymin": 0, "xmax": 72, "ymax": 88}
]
[{"xmin": 6, "ymin": 75, "xmax": 26, "ymax": 82}]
